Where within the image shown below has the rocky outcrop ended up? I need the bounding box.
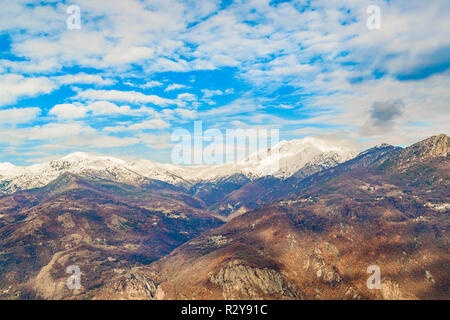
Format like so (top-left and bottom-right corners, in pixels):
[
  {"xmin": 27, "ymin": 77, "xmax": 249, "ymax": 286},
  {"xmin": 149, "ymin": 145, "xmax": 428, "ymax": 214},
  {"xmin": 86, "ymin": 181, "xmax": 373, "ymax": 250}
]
[
  {"xmin": 381, "ymin": 134, "xmax": 449, "ymax": 173},
  {"xmin": 380, "ymin": 279, "xmax": 407, "ymax": 300},
  {"xmin": 210, "ymin": 260, "xmax": 298, "ymax": 299},
  {"xmin": 100, "ymin": 272, "xmax": 159, "ymax": 300},
  {"xmin": 303, "ymin": 249, "xmax": 342, "ymax": 286}
]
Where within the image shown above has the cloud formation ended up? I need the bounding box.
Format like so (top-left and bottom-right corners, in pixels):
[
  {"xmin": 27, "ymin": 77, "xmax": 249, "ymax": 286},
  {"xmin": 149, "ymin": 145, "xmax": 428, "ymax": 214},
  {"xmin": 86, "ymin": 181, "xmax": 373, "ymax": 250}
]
[
  {"xmin": 0, "ymin": 74, "xmax": 56, "ymax": 106},
  {"xmin": 0, "ymin": 0, "xmax": 449, "ymax": 164},
  {"xmin": 360, "ymin": 100, "xmax": 405, "ymax": 136}
]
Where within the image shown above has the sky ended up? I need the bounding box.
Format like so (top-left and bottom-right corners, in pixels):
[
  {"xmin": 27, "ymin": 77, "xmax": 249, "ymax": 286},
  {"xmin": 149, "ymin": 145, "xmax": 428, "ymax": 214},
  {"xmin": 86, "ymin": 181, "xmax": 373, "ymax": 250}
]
[{"xmin": 0, "ymin": 0, "xmax": 449, "ymax": 165}]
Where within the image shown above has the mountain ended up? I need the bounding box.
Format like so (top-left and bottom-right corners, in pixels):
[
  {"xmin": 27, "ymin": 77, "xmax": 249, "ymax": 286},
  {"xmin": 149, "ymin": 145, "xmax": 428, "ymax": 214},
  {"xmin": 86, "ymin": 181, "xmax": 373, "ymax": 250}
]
[
  {"xmin": 189, "ymin": 144, "xmax": 400, "ymax": 217},
  {"xmin": 187, "ymin": 173, "xmax": 252, "ymax": 207},
  {"xmin": 380, "ymin": 134, "xmax": 448, "ymax": 171},
  {"xmin": 96, "ymin": 134, "xmax": 448, "ymax": 300},
  {"xmin": 184, "ymin": 140, "xmax": 358, "ymax": 216},
  {"xmin": 0, "ymin": 134, "xmax": 448, "ymax": 300},
  {"xmin": 0, "ymin": 153, "xmax": 146, "ymax": 194},
  {"xmin": 376, "ymin": 134, "xmax": 449, "ymax": 187},
  {"xmin": 0, "ymin": 137, "xmax": 358, "ymax": 194},
  {"xmin": 0, "ymin": 173, "xmax": 222, "ymax": 299}
]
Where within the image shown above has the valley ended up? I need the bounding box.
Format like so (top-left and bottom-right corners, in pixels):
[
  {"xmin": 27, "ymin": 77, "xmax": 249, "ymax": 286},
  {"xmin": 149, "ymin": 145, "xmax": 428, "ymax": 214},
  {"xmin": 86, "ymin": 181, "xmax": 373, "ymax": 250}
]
[{"xmin": 0, "ymin": 134, "xmax": 448, "ymax": 299}]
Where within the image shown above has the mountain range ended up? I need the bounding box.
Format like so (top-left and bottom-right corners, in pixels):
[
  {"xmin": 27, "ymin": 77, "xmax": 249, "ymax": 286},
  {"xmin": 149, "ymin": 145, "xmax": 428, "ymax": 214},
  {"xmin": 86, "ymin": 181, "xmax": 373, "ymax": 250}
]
[
  {"xmin": 0, "ymin": 134, "xmax": 448, "ymax": 299},
  {"xmin": 0, "ymin": 136, "xmax": 357, "ymax": 193}
]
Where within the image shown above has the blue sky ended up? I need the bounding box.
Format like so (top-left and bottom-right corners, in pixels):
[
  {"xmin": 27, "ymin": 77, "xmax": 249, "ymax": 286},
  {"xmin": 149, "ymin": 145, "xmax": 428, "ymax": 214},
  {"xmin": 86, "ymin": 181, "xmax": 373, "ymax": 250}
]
[{"xmin": 0, "ymin": 0, "xmax": 449, "ymax": 165}]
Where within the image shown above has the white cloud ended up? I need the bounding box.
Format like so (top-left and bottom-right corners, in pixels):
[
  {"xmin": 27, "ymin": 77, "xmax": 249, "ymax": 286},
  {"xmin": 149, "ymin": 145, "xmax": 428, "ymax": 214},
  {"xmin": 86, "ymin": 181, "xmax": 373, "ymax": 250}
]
[
  {"xmin": 174, "ymin": 108, "xmax": 197, "ymax": 119},
  {"xmin": 0, "ymin": 74, "xmax": 56, "ymax": 106},
  {"xmin": 27, "ymin": 123, "xmax": 94, "ymax": 140},
  {"xmin": 0, "ymin": 122, "xmax": 140, "ymax": 150},
  {"xmin": 1, "ymin": 0, "xmax": 449, "ymax": 161},
  {"xmin": 48, "ymin": 101, "xmax": 159, "ymax": 120},
  {"xmin": 2, "ymin": 0, "xmax": 449, "ymax": 81},
  {"xmin": 200, "ymin": 88, "xmax": 234, "ymax": 105},
  {"xmin": 0, "ymin": 107, "xmax": 41, "ymax": 124},
  {"xmin": 0, "ymin": 58, "xmax": 61, "ymax": 74},
  {"xmin": 129, "ymin": 118, "xmax": 171, "ymax": 130},
  {"xmin": 165, "ymin": 83, "xmax": 191, "ymax": 92},
  {"xmin": 48, "ymin": 103, "xmax": 87, "ymax": 120},
  {"xmin": 103, "ymin": 46, "xmax": 154, "ymax": 65},
  {"xmin": 138, "ymin": 133, "xmax": 173, "ymax": 149},
  {"xmin": 0, "ymin": 123, "xmax": 95, "ymax": 144},
  {"xmin": 3, "ymin": 0, "xmax": 218, "ymax": 72},
  {"xmin": 53, "ymin": 73, "xmax": 115, "ymax": 86},
  {"xmin": 201, "ymin": 88, "xmax": 234, "ymax": 98},
  {"xmin": 75, "ymin": 89, "xmax": 176, "ymax": 106},
  {"xmin": 66, "ymin": 135, "xmax": 140, "ymax": 148},
  {"xmin": 201, "ymin": 89, "xmax": 223, "ymax": 98},
  {"xmin": 140, "ymin": 81, "xmax": 163, "ymax": 88},
  {"xmin": 174, "ymin": 92, "xmax": 199, "ymax": 108},
  {"xmin": 104, "ymin": 118, "xmax": 170, "ymax": 132},
  {"xmin": 87, "ymin": 101, "xmax": 132, "ymax": 116}
]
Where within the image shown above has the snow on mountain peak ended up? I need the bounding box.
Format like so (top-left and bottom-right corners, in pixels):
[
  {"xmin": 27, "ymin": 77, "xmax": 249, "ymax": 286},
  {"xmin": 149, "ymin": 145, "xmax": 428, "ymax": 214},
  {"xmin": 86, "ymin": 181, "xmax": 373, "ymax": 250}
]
[
  {"xmin": 60, "ymin": 152, "xmax": 127, "ymax": 165},
  {"xmin": 61, "ymin": 152, "xmax": 91, "ymax": 160},
  {"xmin": 0, "ymin": 162, "xmax": 16, "ymax": 171},
  {"xmin": 0, "ymin": 137, "xmax": 361, "ymax": 193},
  {"xmin": 374, "ymin": 143, "xmax": 392, "ymax": 149},
  {"xmin": 238, "ymin": 136, "xmax": 358, "ymax": 178}
]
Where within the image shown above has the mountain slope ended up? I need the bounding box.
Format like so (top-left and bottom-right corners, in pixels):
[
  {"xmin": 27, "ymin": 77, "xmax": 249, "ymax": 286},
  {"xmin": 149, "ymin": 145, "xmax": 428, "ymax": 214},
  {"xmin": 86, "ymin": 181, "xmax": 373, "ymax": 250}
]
[
  {"xmin": 197, "ymin": 144, "xmax": 400, "ymax": 217},
  {"xmin": 0, "ymin": 173, "xmax": 223, "ymax": 299},
  {"xmin": 96, "ymin": 134, "xmax": 449, "ymax": 300},
  {"xmin": 0, "ymin": 134, "xmax": 447, "ymax": 300}
]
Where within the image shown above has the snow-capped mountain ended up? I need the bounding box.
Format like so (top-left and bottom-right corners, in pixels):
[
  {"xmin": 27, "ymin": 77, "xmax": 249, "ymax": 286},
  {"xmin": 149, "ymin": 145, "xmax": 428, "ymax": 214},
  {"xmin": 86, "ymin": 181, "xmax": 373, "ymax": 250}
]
[
  {"xmin": 0, "ymin": 152, "xmax": 150, "ymax": 193},
  {"xmin": 246, "ymin": 137, "xmax": 358, "ymax": 178},
  {"xmin": 0, "ymin": 137, "xmax": 359, "ymax": 193}
]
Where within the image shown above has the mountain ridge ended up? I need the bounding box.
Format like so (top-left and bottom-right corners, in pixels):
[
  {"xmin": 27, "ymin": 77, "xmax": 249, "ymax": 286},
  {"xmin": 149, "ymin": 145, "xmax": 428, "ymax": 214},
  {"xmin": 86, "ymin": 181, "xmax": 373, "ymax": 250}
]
[
  {"xmin": 108, "ymin": 133, "xmax": 448, "ymax": 300},
  {"xmin": 0, "ymin": 133, "xmax": 448, "ymax": 299},
  {"xmin": 0, "ymin": 136, "xmax": 359, "ymax": 194}
]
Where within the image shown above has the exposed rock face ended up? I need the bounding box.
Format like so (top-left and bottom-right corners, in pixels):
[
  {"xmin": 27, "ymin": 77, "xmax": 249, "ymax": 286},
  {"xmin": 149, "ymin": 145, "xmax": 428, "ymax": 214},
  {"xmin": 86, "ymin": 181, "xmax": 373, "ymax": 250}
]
[
  {"xmin": 415, "ymin": 134, "xmax": 448, "ymax": 158},
  {"xmin": 325, "ymin": 242, "xmax": 339, "ymax": 256},
  {"xmin": 380, "ymin": 279, "xmax": 408, "ymax": 300},
  {"xmin": 304, "ymin": 249, "xmax": 342, "ymax": 286},
  {"xmin": 210, "ymin": 260, "xmax": 298, "ymax": 299},
  {"xmin": 381, "ymin": 134, "xmax": 449, "ymax": 173},
  {"xmin": 344, "ymin": 286, "xmax": 361, "ymax": 300},
  {"xmin": 100, "ymin": 272, "xmax": 158, "ymax": 300},
  {"xmin": 425, "ymin": 270, "xmax": 435, "ymax": 284}
]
